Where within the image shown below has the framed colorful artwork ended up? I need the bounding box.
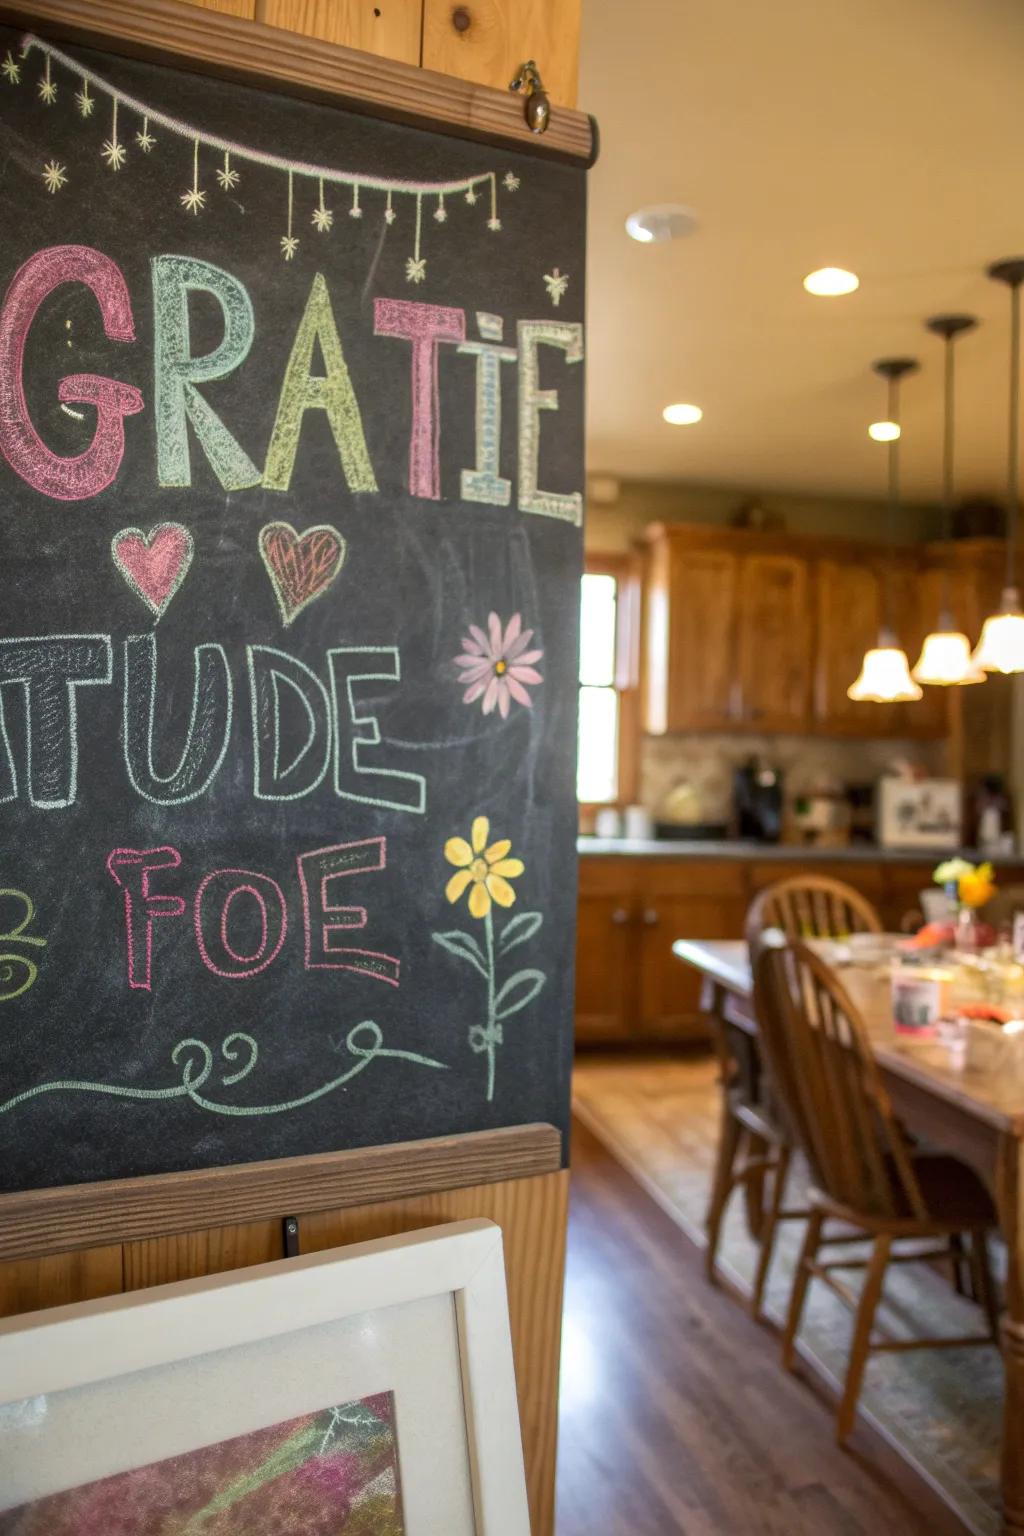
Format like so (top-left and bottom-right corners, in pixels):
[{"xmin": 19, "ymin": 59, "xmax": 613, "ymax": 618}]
[{"xmin": 0, "ymin": 1219, "xmax": 529, "ymax": 1535}]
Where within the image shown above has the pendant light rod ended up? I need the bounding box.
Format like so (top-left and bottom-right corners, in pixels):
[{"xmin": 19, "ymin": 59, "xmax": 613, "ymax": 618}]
[
  {"xmin": 925, "ymin": 314, "xmax": 977, "ymax": 622},
  {"xmin": 989, "ymin": 258, "xmax": 1024, "ymax": 593},
  {"xmin": 871, "ymin": 356, "xmax": 918, "ymax": 638}
]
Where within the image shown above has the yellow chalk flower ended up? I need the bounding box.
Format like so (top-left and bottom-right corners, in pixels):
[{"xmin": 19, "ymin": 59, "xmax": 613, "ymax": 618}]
[{"xmin": 445, "ymin": 816, "xmax": 524, "ymax": 919}]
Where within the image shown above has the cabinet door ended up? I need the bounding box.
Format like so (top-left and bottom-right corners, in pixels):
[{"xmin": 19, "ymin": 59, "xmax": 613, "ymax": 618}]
[
  {"xmin": 736, "ymin": 554, "xmax": 812, "ymax": 731},
  {"xmin": 885, "ymin": 563, "xmax": 948, "ymax": 738},
  {"xmin": 652, "ymin": 545, "xmax": 740, "ymax": 732},
  {"xmin": 635, "ymin": 863, "xmax": 747, "ymax": 1039},
  {"xmin": 575, "ymin": 863, "xmax": 635, "ymax": 1041},
  {"xmin": 813, "ymin": 558, "xmax": 887, "ymax": 734}
]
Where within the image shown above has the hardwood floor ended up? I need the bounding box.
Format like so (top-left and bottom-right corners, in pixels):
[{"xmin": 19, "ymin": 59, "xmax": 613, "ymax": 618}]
[{"xmin": 556, "ymin": 1118, "xmax": 968, "ymax": 1536}]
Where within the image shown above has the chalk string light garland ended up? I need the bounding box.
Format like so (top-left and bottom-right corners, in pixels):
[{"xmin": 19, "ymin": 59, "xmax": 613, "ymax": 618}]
[{"xmin": 10, "ymin": 34, "xmax": 518, "ymax": 276}]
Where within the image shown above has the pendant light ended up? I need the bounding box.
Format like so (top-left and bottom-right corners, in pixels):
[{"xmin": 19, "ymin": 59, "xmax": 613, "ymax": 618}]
[
  {"xmin": 912, "ymin": 314, "xmax": 985, "ymax": 685},
  {"xmin": 973, "ymin": 258, "xmax": 1024, "ymax": 673},
  {"xmin": 849, "ymin": 358, "xmax": 924, "ymax": 702}
]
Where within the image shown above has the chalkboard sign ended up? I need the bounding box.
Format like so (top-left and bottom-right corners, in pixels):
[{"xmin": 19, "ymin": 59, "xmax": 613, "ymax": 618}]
[{"xmin": 0, "ymin": 25, "xmax": 584, "ymax": 1192}]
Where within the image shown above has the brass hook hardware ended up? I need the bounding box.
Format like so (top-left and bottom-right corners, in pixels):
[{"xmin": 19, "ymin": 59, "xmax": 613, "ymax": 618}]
[{"xmin": 509, "ymin": 59, "xmax": 550, "ymax": 134}]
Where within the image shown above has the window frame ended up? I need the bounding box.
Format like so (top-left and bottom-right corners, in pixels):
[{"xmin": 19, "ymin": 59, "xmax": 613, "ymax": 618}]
[{"xmin": 577, "ymin": 552, "xmax": 640, "ymax": 810}]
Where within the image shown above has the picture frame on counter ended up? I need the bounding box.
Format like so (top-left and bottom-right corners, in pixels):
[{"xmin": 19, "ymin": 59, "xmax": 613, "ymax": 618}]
[{"xmin": 0, "ymin": 1219, "xmax": 529, "ymax": 1536}]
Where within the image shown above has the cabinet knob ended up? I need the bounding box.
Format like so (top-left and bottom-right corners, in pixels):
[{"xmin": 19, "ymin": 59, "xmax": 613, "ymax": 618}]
[
  {"xmin": 611, "ymin": 907, "xmax": 630, "ymax": 926},
  {"xmin": 643, "ymin": 908, "xmax": 659, "ymax": 926}
]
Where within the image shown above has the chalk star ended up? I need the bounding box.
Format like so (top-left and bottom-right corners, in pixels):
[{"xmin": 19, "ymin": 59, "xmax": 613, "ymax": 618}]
[
  {"xmin": 2, "ymin": 51, "xmax": 21, "ymax": 84},
  {"xmin": 434, "ymin": 203, "xmax": 447, "ymax": 223},
  {"xmin": 217, "ymin": 165, "xmax": 240, "ymax": 190},
  {"xmin": 180, "ymin": 186, "xmax": 206, "ymax": 215},
  {"xmin": 280, "ymin": 234, "xmax": 299, "ymax": 260},
  {"xmin": 348, "ymin": 203, "xmax": 363, "ymax": 219},
  {"xmin": 503, "ymin": 171, "xmax": 520, "ymax": 191},
  {"xmin": 41, "ymin": 159, "xmax": 67, "ymax": 194},
  {"xmin": 312, "ymin": 204, "xmax": 333, "ymax": 231},
  {"xmin": 465, "ymin": 186, "xmax": 478, "ymax": 205},
  {"xmin": 384, "ymin": 206, "xmax": 397, "ymax": 224},
  {"xmin": 405, "ymin": 255, "xmax": 426, "ymax": 284},
  {"xmin": 543, "ymin": 268, "xmax": 569, "ymax": 307},
  {"xmin": 135, "ymin": 126, "xmax": 156, "ymax": 153},
  {"xmin": 37, "ymin": 75, "xmax": 57, "ymax": 105},
  {"xmin": 102, "ymin": 138, "xmax": 127, "ymax": 171},
  {"xmin": 487, "ymin": 216, "xmax": 502, "ymax": 232},
  {"xmin": 75, "ymin": 84, "xmax": 94, "ymax": 116}
]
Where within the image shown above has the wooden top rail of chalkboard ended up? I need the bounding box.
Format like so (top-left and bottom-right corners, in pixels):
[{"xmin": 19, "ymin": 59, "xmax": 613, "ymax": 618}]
[
  {"xmin": 0, "ymin": 0, "xmax": 597, "ymax": 163},
  {"xmin": 0, "ymin": 1122, "xmax": 562, "ymax": 1263}
]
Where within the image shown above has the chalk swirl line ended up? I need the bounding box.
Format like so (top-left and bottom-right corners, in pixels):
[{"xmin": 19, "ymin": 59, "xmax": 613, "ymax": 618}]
[{"xmin": 0, "ymin": 1022, "xmax": 446, "ymax": 1120}]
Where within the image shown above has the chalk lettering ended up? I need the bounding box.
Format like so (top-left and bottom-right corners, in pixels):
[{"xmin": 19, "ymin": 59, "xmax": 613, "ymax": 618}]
[
  {"xmin": 517, "ymin": 319, "xmax": 584, "ymax": 524},
  {"xmin": 152, "ymin": 254, "xmax": 261, "ymax": 491},
  {"xmin": 0, "ymin": 245, "xmax": 143, "ymax": 500},
  {"xmin": 106, "ymin": 846, "xmax": 186, "ymax": 991},
  {"xmin": 373, "ymin": 297, "xmax": 465, "ymax": 500},
  {"xmin": 328, "ymin": 647, "xmax": 427, "ymax": 814},
  {"xmin": 247, "ymin": 644, "xmax": 332, "ymax": 801},
  {"xmin": 263, "ymin": 272, "xmax": 377, "ymax": 494},
  {"xmin": 0, "ymin": 635, "xmax": 112, "ymax": 808},
  {"xmin": 458, "ymin": 312, "xmax": 516, "ymax": 506},
  {"xmin": 296, "ymin": 838, "xmax": 400, "ymax": 985},
  {"xmin": 193, "ymin": 868, "xmax": 288, "ymax": 979},
  {"xmin": 123, "ymin": 634, "xmax": 232, "ymax": 804}
]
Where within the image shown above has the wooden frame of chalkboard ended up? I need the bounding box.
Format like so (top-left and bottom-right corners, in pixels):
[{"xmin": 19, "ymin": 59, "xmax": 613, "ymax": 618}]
[
  {"xmin": 0, "ymin": 1122, "xmax": 561, "ymax": 1262},
  {"xmin": 0, "ymin": 0, "xmax": 597, "ymax": 163}
]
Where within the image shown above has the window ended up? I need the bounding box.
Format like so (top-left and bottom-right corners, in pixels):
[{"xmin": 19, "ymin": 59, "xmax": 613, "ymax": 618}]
[{"xmin": 577, "ymin": 558, "xmax": 638, "ymax": 805}]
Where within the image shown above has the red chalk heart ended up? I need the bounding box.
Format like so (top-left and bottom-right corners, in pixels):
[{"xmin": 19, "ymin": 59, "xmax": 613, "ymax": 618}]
[
  {"xmin": 259, "ymin": 521, "xmax": 346, "ymax": 627},
  {"xmin": 111, "ymin": 523, "xmax": 194, "ymax": 620}
]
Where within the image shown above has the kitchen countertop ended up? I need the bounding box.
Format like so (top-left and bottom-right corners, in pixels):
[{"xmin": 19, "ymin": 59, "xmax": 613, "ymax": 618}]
[{"xmin": 577, "ymin": 837, "xmax": 1019, "ymax": 864}]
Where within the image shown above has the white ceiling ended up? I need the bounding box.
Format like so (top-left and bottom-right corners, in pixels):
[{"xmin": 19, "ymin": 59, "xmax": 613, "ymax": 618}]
[{"xmin": 580, "ymin": 0, "xmax": 1024, "ymax": 504}]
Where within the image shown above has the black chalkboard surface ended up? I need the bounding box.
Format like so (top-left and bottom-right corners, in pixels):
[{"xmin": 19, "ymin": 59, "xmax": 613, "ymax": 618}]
[{"xmin": 0, "ymin": 25, "xmax": 584, "ymax": 1192}]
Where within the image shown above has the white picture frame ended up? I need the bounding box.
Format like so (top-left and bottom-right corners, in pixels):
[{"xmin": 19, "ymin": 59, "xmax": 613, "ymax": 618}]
[{"xmin": 0, "ymin": 1218, "xmax": 529, "ymax": 1536}]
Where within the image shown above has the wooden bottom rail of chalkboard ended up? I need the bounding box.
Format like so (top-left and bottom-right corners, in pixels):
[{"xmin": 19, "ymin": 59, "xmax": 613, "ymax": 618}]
[{"xmin": 0, "ymin": 1123, "xmax": 562, "ymax": 1264}]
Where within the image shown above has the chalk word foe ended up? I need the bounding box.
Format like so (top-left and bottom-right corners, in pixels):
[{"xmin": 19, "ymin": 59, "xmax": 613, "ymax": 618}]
[
  {"xmin": 0, "ymin": 635, "xmax": 425, "ymax": 813},
  {"xmin": 106, "ymin": 837, "xmax": 400, "ymax": 992}
]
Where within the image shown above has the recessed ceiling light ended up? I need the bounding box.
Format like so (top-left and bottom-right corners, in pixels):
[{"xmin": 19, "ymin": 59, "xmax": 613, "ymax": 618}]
[
  {"xmin": 803, "ymin": 266, "xmax": 860, "ymax": 296},
  {"xmin": 663, "ymin": 403, "xmax": 703, "ymax": 426},
  {"xmin": 626, "ymin": 204, "xmax": 699, "ymax": 244},
  {"xmin": 868, "ymin": 420, "xmax": 900, "ymax": 441}
]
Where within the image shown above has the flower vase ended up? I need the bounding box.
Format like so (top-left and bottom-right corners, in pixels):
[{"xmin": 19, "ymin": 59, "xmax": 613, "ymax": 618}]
[{"xmin": 955, "ymin": 904, "xmax": 979, "ymax": 955}]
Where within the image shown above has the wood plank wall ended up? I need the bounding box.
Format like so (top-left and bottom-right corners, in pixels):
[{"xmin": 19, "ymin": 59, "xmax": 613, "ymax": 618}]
[{"xmin": 182, "ymin": 0, "xmax": 582, "ymax": 103}]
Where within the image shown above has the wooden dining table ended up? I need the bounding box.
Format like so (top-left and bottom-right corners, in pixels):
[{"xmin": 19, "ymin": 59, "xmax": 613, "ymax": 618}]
[{"xmin": 674, "ymin": 937, "xmax": 1024, "ymax": 1536}]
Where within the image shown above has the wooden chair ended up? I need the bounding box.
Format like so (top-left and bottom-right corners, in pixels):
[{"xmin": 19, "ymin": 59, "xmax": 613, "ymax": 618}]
[
  {"xmin": 745, "ymin": 874, "xmax": 883, "ymax": 945},
  {"xmin": 704, "ymin": 876, "xmax": 883, "ymax": 1317},
  {"xmin": 752, "ymin": 931, "xmax": 1000, "ymax": 1444}
]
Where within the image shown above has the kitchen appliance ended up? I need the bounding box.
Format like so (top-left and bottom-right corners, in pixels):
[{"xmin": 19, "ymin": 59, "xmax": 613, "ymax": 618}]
[
  {"xmin": 876, "ymin": 776, "xmax": 962, "ymax": 850},
  {"xmin": 732, "ymin": 757, "xmax": 784, "ymax": 843}
]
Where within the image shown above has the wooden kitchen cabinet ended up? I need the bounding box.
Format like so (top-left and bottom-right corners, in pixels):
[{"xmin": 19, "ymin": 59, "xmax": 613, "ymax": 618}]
[
  {"xmin": 642, "ymin": 523, "xmax": 959, "ymax": 739},
  {"xmin": 575, "ymin": 864, "xmax": 634, "ymax": 1039},
  {"xmin": 736, "ymin": 553, "xmax": 812, "ymax": 731}
]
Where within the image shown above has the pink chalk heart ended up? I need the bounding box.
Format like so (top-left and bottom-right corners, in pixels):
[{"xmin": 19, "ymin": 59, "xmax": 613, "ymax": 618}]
[
  {"xmin": 111, "ymin": 523, "xmax": 194, "ymax": 620},
  {"xmin": 259, "ymin": 521, "xmax": 346, "ymax": 627}
]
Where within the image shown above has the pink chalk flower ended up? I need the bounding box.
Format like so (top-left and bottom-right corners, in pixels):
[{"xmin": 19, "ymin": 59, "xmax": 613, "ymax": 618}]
[{"xmin": 455, "ymin": 613, "xmax": 544, "ymax": 718}]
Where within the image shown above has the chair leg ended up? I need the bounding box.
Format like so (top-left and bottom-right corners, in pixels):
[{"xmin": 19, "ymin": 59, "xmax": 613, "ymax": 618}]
[
  {"xmin": 968, "ymin": 1228, "xmax": 1001, "ymax": 1343},
  {"xmin": 837, "ymin": 1233, "xmax": 891, "ymax": 1446},
  {"xmin": 751, "ymin": 1143, "xmax": 791, "ymax": 1321},
  {"xmin": 705, "ymin": 1104, "xmax": 742, "ymax": 1285},
  {"xmin": 782, "ymin": 1207, "xmax": 824, "ymax": 1371},
  {"xmin": 948, "ymin": 1232, "xmax": 970, "ymax": 1297}
]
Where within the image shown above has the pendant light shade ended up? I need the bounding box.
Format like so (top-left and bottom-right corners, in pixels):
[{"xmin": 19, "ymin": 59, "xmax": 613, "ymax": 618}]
[
  {"xmin": 912, "ymin": 314, "xmax": 985, "ymax": 685},
  {"xmin": 973, "ymin": 587, "xmax": 1024, "ymax": 673},
  {"xmin": 973, "ymin": 258, "xmax": 1024, "ymax": 674},
  {"xmin": 913, "ymin": 628, "xmax": 983, "ymax": 686},
  {"xmin": 849, "ymin": 357, "xmax": 921, "ymax": 702},
  {"xmin": 848, "ymin": 634, "xmax": 923, "ymax": 702}
]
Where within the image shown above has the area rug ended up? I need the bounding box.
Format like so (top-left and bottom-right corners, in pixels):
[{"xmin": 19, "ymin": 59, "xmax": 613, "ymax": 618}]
[{"xmin": 572, "ymin": 1053, "xmax": 1004, "ymax": 1536}]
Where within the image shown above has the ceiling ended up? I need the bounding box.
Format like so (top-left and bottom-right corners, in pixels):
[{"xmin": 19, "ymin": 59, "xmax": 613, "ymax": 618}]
[{"xmin": 580, "ymin": 0, "xmax": 1024, "ymax": 504}]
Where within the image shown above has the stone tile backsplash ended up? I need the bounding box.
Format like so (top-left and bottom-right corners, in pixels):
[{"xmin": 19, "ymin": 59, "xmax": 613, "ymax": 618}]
[{"xmin": 639, "ymin": 734, "xmax": 947, "ymax": 824}]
